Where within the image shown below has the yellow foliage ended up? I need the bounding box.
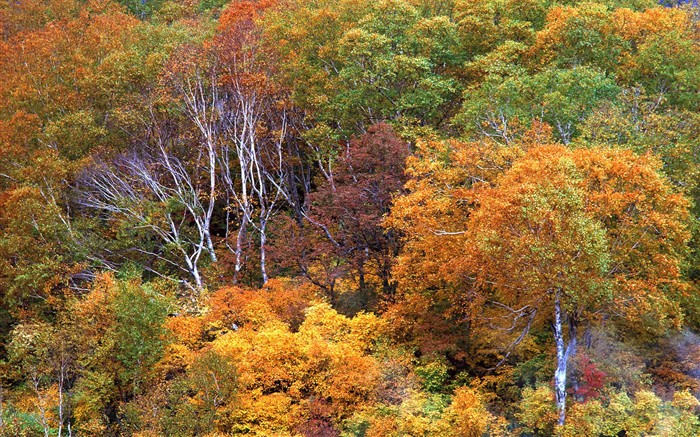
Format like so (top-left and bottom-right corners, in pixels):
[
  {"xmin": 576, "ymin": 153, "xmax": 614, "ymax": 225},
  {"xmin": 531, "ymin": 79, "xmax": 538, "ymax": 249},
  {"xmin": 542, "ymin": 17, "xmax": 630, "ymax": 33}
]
[
  {"xmin": 157, "ymin": 343, "xmax": 194, "ymax": 376},
  {"xmin": 562, "ymin": 388, "xmax": 700, "ymax": 437},
  {"xmin": 516, "ymin": 385, "xmax": 557, "ymax": 435},
  {"xmin": 632, "ymin": 389, "xmax": 663, "ymax": 434},
  {"xmin": 221, "ymin": 391, "xmax": 304, "ymax": 435},
  {"xmin": 212, "ymin": 324, "xmax": 302, "ymax": 393},
  {"xmin": 612, "ymin": 7, "xmax": 691, "ymax": 46},
  {"xmin": 438, "ymin": 386, "xmax": 506, "ymax": 437},
  {"xmin": 344, "ymin": 386, "xmax": 506, "ymax": 437},
  {"xmin": 298, "ymin": 302, "xmax": 386, "ymax": 351},
  {"xmin": 562, "ymin": 399, "xmax": 607, "ymax": 437},
  {"xmin": 200, "ymin": 301, "xmax": 386, "ymax": 432},
  {"xmin": 672, "ymin": 389, "xmax": 700, "ymax": 411}
]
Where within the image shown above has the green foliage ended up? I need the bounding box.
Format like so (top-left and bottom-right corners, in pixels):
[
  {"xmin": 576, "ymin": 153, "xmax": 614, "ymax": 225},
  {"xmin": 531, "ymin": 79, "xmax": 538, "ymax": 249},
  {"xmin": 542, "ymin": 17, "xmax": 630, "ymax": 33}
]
[
  {"xmin": 415, "ymin": 360, "xmax": 451, "ymax": 394},
  {"xmin": 112, "ymin": 281, "xmax": 170, "ymax": 393},
  {"xmin": 265, "ymin": 0, "xmax": 464, "ymax": 138},
  {"xmin": 516, "ymin": 385, "xmax": 557, "ymax": 436},
  {"xmin": 158, "ymin": 349, "xmax": 237, "ymax": 435},
  {"xmin": 562, "ymin": 388, "xmax": 700, "ymax": 437},
  {"xmin": 65, "ymin": 275, "xmax": 171, "ymax": 433},
  {"xmin": 117, "ymin": 0, "xmax": 166, "ymax": 19},
  {"xmin": 458, "ymin": 66, "xmax": 619, "ymax": 143}
]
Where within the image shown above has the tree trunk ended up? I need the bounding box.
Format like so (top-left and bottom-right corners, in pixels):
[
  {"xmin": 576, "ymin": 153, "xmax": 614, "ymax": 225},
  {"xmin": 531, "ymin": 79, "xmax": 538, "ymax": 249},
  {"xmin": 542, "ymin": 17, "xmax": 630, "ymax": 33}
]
[
  {"xmin": 260, "ymin": 216, "xmax": 268, "ymax": 284},
  {"xmin": 553, "ymin": 289, "xmax": 578, "ymax": 427},
  {"xmin": 31, "ymin": 372, "xmax": 50, "ymax": 437},
  {"xmin": 0, "ymin": 383, "xmax": 4, "ymax": 430},
  {"xmin": 233, "ymin": 215, "xmax": 248, "ymax": 284},
  {"xmin": 553, "ymin": 289, "xmax": 567, "ymax": 426},
  {"xmin": 184, "ymin": 256, "xmax": 203, "ymax": 291},
  {"xmin": 357, "ymin": 256, "xmax": 366, "ymax": 293},
  {"xmin": 58, "ymin": 359, "xmax": 65, "ymax": 437},
  {"xmin": 204, "ymin": 229, "xmax": 217, "ymax": 263}
]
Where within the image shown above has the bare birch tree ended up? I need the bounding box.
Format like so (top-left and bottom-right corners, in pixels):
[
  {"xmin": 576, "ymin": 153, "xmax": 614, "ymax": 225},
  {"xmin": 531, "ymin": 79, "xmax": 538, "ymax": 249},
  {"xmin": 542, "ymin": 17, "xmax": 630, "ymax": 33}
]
[
  {"xmin": 77, "ymin": 151, "xmax": 210, "ymax": 291},
  {"xmin": 215, "ymin": 12, "xmax": 292, "ymax": 284}
]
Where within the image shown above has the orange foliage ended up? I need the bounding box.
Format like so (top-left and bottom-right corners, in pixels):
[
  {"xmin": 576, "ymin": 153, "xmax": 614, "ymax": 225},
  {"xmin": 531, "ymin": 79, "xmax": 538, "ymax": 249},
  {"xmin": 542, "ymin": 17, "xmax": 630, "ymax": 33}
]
[
  {"xmin": 612, "ymin": 7, "xmax": 690, "ymax": 44},
  {"xmin": 218, "ymin": 0, "xmax": 277, "ymax": 32},
  {"xmin": 206, "ymin": 278, "xmax": 317, "ymax": 330}
]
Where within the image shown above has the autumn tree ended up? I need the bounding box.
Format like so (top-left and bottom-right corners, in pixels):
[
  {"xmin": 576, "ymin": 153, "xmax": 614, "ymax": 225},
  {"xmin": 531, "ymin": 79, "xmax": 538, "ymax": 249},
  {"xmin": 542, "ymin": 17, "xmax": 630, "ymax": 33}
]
[
  {"xmin": 66, "ymin": 274, "xmax": 170, "ymax": 435},
  {"xmin": 277, "ymin": 123, "xmax": 409, "ymax": 305},
  {"xmin": 529, "ymin": 3, "xmax": 699, "ymax": 108},
  {"xmin": 2, "ymin": 0, "xmax": 700, "ymax": 434},
  {"xmin": 0, "ymin": 0, "xmax": 203, "ymax": 315},
  {"xmin": 263, "ymin": 0, "xmax": 465, "ymax": 141},
  {"xmin": 454, "ymin": 0, "xmax": 548, "ymax": 58},
  {"xmin": 126, "ymin": 280, "xmax": 389, "ymax": 435},
  {"xmin": 6, "ymin": 321, "xmax": 74, "ymax": 436},
  {"xmin": 213, "ymin": 1, "xmax": 292, "ymax": 284},
  {"xmin": 390, "ymin": 140, "xmax": 690, "ymax": 425},
  {"xmin": 385, "ymin": 135, "xmax": 526, "ymax": 358}
]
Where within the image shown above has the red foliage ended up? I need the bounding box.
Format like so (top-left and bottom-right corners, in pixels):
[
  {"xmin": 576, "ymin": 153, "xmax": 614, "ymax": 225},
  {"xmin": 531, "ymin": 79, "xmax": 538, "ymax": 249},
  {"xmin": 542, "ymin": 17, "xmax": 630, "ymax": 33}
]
[
  {"xmin": 572, "ymin": 355, "xmax": 607, "ymax": 402},
  {"xmin": 276, "ymin": 123, "xmax": 410, "ymax": 301}
]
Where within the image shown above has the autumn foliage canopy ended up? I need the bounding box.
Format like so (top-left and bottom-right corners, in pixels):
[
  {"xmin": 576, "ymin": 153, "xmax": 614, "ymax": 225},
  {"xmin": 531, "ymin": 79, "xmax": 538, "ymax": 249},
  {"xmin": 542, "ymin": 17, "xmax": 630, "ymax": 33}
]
[{"xmin": 0, "ymin": 0, "xmax": 699, "ymax": 435}]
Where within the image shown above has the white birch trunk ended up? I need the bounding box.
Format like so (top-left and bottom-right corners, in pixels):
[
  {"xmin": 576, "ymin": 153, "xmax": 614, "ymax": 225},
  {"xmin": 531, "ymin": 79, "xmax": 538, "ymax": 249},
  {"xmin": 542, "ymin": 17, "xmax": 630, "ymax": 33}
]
[
  {"xmin": 553, "ymin": 289, "xmax": 567, "ymax": 426},
  {"xmin": 553, "ymin": 288, "xmax": 578, "ymax": 427},
  {"xmin": 259, "ymin": 215, "xmax": 268, "ymax": 284}
]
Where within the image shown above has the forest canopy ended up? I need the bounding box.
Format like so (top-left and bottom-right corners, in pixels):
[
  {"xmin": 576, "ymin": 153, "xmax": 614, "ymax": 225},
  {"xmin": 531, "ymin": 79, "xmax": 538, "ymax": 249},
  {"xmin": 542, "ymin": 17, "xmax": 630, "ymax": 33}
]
[{"xmin": 1, "ymin": 0, "xmax": 700, "ymax": 435}]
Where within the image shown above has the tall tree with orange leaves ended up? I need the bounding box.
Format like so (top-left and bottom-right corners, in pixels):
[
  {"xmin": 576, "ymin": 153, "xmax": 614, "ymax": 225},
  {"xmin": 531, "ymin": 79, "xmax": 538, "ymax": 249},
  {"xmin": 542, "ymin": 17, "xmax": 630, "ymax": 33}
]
[{"xmin": 390, "ymin": 139, "xmax": 691, "ymax": 425}]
